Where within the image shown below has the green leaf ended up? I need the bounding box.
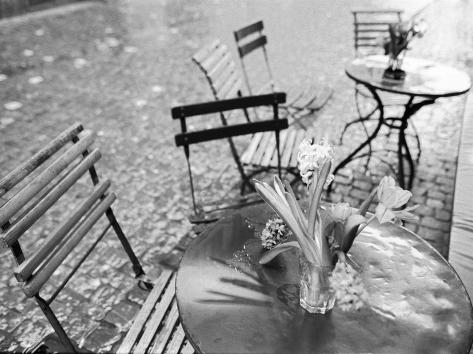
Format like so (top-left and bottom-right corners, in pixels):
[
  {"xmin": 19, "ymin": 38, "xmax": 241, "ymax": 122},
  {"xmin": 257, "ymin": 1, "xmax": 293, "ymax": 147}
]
[
  {"xmin": 259, "ymin": 241, "xmax": 300, "ymax": 265},
  {"xmin": 341, "ymin": 214, "xmax": 366, "ymax": 252}
]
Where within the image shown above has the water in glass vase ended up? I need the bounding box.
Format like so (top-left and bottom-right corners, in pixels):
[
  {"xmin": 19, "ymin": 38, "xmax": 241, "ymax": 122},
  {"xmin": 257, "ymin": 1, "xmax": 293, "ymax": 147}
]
[{"xmin": 299, "ymin": 255, "xmax": 335, "ymax": 314}]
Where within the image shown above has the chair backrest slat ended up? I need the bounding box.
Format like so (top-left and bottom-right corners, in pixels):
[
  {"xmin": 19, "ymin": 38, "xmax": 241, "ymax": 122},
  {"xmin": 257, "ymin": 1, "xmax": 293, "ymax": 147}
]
[
  {"xmin": 0, "ymin": 131, "xmax": 95, "ymax": 226},
  {"xmin": 0, "ymin": 123, "xmax": 83, "ymax": 197},
  {"xmin": 234, "ymin": 20, "xmax": 264, "ymax": 41},
  {"xmin": 175, "ymin": 119, "xmax": 288, "ymax": 147},
  {"xmin": 2, "ymin": 149, "xmax": 102, "ymax": 249},
  {"xmin": 21, "ymin": 193, "xmax": 116, "ymax": 297},
  {"xmin": 171, "ymin": 92, "xmax": 285, "ymax": 119},
  {"xmin": 237, "ymin": 35, "xmax": 267, "ymax": 58},
  {"xmin": 14, "ymin": 179, "xmax": 111, "ymax": 281}
]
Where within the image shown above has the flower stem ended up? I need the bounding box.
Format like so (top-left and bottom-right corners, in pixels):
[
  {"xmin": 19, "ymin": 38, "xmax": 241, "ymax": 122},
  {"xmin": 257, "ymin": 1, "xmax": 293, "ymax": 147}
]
[{"xmin": 356, "ymin": 215, "xmax": 376, "ymax": 236}]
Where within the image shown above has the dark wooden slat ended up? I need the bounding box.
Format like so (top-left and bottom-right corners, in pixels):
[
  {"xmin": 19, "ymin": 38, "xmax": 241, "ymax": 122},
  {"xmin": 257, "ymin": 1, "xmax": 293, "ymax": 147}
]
[
  {"xmin": 3, "ymin": 150, "xmax": 102, "ymax": 249},
  {"xmin": 234, "ymin": 20, "xmax": 264, "ymax": 41},
  {"xmin": 164, "ymin": 325, "xmax": 186, "ymax": 354},
  {"xmin": 175, "ymin": 119, "xmax": 288, "ymax": 147},
  {"xmin": 133, "ymin": 274, "xmax": 176, "ymax": 353},
  {"xmin": 355, "ymin": 21, "xmax": 397, "ymax": 26},
  {"xmin": 0, "ymin": 132, "xmax": 95, "ymax": 226},
  {"xmin": 0, "ymin": 123, "xmax": 83, "ymax": 197},
  {"xmin": 13, "ymin": 180, "xmax": 111, "ymax": 280},
  {"xmin": 356, "ymin": 28, "xmax": 391, "ymax": 33},
  {"xmin": 238, "ymin": 35, "xmax": 267, "ymax": 58},
  {"xmin": 118, "ymin": 269, "xmax": 174, "ymax": 354},
  {"xmin": 21, "ymin": 193, "xmax": 116, "ymax": 297},
  {"xmin": 148, "ymin": 300, "xmax": 179, "ymax": 354},
  {"xmin": 352, "ymin": 9, "xmax": 402, "ymax": 14},
  {"xmin": 171, "ymin": 93, "xmax": 286, "ymax": 119}
]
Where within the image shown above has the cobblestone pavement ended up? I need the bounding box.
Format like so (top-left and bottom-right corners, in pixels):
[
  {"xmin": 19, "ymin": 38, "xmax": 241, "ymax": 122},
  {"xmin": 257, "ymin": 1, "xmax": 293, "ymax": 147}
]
[{"xmin": 0, "ymin": 0, "xmax": 472, "ymax": 351}]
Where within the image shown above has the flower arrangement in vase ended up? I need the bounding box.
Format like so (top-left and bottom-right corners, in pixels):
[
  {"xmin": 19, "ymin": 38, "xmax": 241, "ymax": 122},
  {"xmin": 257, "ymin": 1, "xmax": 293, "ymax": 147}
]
[
  {"xmin": 254, "ymin": 138, "xmax": 418, "ymax": 314},
  {"xmin": 382, "ymin": 19, "xmax": 427, "ymax": 80}
]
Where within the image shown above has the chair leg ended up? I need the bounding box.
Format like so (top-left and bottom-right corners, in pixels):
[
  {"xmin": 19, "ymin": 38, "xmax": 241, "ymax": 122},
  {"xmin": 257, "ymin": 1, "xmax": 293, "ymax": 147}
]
[
  {"xmin": 105, "ymin": 208, "xmax": 145, "ymax": 278},
  {"xmin": 35, "ymin": 295, "xmax": 77, "ymax": 353}
]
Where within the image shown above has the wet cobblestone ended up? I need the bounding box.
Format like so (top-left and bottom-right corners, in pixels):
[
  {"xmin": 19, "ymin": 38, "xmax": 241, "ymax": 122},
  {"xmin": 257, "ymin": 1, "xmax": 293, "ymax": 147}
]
[{"xmin": 0, "ymin": 0, "xmax": 472, "ymax": 351}]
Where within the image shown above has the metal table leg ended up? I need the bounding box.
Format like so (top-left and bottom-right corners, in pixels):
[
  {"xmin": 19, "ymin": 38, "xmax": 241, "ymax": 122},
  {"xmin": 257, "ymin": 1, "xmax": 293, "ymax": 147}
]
[{"xmin": 330, "ymin": 86, "xmax": 384, "ymax": 193}]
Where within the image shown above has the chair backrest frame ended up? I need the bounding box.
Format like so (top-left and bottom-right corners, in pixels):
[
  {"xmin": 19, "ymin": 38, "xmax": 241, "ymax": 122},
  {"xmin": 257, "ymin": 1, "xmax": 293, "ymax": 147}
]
[
  {"xmin": 233, "ymin": 20, "xmax": 276, "ymax": 95},
  {"xmin": 172, "ymin": 93, "xmax": 287, "ymax": 215}
]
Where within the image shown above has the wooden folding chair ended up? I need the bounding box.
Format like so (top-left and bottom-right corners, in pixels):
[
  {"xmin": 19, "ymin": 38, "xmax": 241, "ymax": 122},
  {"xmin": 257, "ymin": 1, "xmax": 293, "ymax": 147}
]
[
  {"xmin": 172, "ymin": 93, "xmax": 290, "ymax": 223},
  {"xmin": 0, "ymin": 123, "xmax": 189, "ymax": 353},
  {"xmin": 352, "ymin": 9, "xmax": 403, "ymax": 57},
  {"xmin": 233, "ymin": 20, "xmax": 333, "ymax": 121}
]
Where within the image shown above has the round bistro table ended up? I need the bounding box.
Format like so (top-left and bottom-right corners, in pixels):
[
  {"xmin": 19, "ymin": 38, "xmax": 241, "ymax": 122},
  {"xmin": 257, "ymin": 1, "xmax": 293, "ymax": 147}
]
[
  {"xmin": 176, "ymin": 204, "xmax": 473, "ymax": 354},
  {"xmin": 334, "ymin": 55, "xmax": 471, "ymax": 190}
]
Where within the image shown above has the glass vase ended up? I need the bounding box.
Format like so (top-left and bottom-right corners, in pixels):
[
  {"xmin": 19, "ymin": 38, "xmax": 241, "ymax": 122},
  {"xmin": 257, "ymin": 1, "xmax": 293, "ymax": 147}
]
[
  {"xmin": 299, "ymin": 255, "xmax": 335, "ymax": 314},
  {"xmin": 383, "ymin": 52, "xmax": 406, "ymax": 80}
]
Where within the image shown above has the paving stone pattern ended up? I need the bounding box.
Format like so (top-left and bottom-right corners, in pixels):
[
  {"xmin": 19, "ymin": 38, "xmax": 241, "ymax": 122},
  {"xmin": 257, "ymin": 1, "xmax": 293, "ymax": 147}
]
[{"xmin": 0, "ymin": 0, "xmax": 472, "ymax": 351}]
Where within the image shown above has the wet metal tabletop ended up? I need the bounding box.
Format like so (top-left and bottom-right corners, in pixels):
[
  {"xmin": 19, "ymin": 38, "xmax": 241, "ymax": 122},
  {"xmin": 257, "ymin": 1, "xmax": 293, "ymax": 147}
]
[{"xmin": 176, "ymin": 204, "xmax": 473, "ymax": 353}]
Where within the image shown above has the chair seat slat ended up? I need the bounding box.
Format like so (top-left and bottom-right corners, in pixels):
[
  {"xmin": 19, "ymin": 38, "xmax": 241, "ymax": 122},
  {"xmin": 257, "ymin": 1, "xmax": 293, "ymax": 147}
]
[
  {"xmin": 0, "ymin": 122, "xmax": 83, "ymax": 197},
  {"xmin": 14, "ymin": 180, "xmax": 111, "ymax": 280},
  {"xmin": 133, "ymin": 274, "xmax": 176, "ymax": 354},
  {"xmin": 213, "ymin": 65, "xmax": 237, "ymax": 93},
  {"xmin": 199, "ymin": 45, "xmax": 228, "ymax": 72},
  {"xmin": 164, "ymin": 325, "xmax": 186, "ymax": 354},
  {"xmin": 3, "ymin": 149, "xmax": 102, "ymax": 249},
  {"xmin": 207, "ymin": 53, "xmax": 234, "ymax": 81},
  {"xmin": 21, "ymin": 193, "xmax": 116, "ymax": 297},
  {"xmin": 221, "ymin": 78, "xmax": 242, "ymax": 100},
  {"xmin": 216, "ymin": 74, "xmax": 241, "ymax": 99},
  {"xmin": 118, "ymin": 269, "xmax": 174, "ymax": 354},
  {"xmin": 281, "ymin": 130, "xmax": 298, "ymax": 167},
  {"xmin": 261, "ymin": 133, "xmax": 277, "ymax": 167},
  {"xmin": 248, "ymin": 131, "xmax": 272, "ymax": 166},
  {"xmin": 241, "ymin": 132, "xmax": 263, "ymax": 164},
  {"xmin": 148, "ymin": 300, "xmax": 179, "ymax": 354},
  {"xmin": 269, "ymin": 130, "xmax": 288, "ymax": 167},
  {"xmin": 0, "ymin": 131, "xmax": 95, "ymax": 226}
]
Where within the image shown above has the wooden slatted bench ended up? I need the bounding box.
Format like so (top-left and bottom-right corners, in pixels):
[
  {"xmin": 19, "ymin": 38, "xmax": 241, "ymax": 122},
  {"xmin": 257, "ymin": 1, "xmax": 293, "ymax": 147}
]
[{"xmin": 118, "ymin": 269, "xmax": 194, "ymax": 354}]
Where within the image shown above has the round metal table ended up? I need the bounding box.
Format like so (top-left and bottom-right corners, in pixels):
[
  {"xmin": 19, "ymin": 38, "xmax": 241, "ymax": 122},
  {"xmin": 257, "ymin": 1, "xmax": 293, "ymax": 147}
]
[
  {"xmin": 176, "ymin": 204, "xmax": 473, "ymax": 353},
  {"xmin": 334, "ymin": 55, "xmax": 471, "ymax": 190}
]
